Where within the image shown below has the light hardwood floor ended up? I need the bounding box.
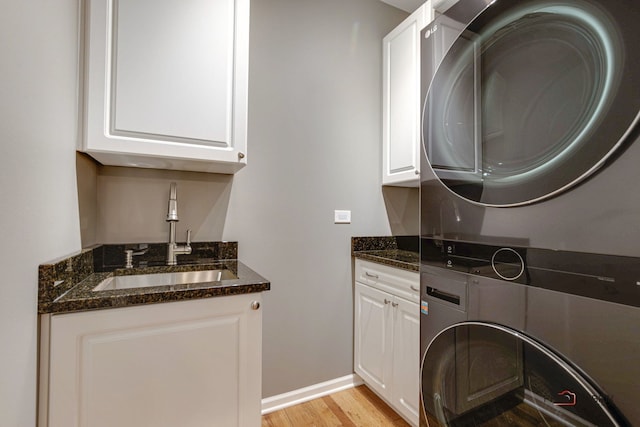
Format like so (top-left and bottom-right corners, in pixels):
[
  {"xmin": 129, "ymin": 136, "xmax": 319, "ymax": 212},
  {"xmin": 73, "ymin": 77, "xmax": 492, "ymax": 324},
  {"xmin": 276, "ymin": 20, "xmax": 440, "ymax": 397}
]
[{"xmin": 262, "ymin": 385, "xmax": 411, "ymax": 427}]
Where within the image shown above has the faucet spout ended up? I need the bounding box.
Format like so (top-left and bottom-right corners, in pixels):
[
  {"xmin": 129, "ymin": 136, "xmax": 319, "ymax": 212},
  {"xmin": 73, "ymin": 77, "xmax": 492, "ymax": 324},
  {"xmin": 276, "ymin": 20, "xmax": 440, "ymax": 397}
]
[
  {"xmin": 167, "ymin": 182, "xmax": 178, "ymax": 221},
  {"xmin": 166, "ymin": 183, "xmax": 191, "ymax": 265}
]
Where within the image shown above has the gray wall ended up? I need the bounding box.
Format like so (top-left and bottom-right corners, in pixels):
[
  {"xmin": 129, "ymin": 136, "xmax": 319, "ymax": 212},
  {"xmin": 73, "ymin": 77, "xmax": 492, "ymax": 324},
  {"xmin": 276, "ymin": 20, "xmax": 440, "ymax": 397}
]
[
  {"xmin": 77, "ymin": 161, "xmax": 233, "ymax": 246},
  {"xmin": 0, "ymin": 1, "xmax": 82, "ymax": 425},
  {"xmin": 225, "ymin": 0, "xmax": 408, "ymax": 396},
  {"xmin": 78, "ymin": 0, "xmax": 410, "ymax": 398},
  {"xmin": 383, "ymin": 186, "xmax": 420, "ymax": 235}
]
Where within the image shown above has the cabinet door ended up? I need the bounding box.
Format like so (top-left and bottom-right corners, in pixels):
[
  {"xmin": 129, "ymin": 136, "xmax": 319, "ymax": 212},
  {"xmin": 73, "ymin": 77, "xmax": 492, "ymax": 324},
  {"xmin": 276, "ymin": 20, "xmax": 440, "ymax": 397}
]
[
  {"xmin": 354, "ymin": 282, "xmax": 393, "ymax": 398},
  {"xmin": 45, "ymin": 294, "xmax": 262, "ymax": 427},
  {"xmin": 382, "ymin": 2, "xmax": 432, "ymax": 187},
  {"xmin": 391, "ymin": 297, "xmax": 420, "ymax": 426},
  {"xmin": 82, "ymin": 0, "xmax": 249, "ymax": 174}
]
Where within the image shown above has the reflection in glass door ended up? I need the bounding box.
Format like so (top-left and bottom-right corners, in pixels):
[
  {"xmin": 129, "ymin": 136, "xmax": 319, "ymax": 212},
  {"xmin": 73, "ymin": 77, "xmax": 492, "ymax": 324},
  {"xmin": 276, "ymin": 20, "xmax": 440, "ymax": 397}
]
[
  {"xmin": 421, "ymin": 323, "xmax": 627, "ymax": 426},
  {"xmin": 422, "ymin": 0, "xmax": 640, "ymax": 206}
]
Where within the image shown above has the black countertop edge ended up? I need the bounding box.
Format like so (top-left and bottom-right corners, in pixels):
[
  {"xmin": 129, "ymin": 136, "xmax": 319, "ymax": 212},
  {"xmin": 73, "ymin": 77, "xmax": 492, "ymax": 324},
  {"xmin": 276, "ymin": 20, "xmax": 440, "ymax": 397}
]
[
  {"xmin": 353, "ymin": 250, "xmax": 420, "ymax": 272},
  {"xmin": 41, "ymin": 283, "xmax": 271, "ymax": 314},
  {"xmin": 351, "ymin": 236, "xmax": 419, "ymax": 272},
  {"xmin": 39, "ymin": 243, "xmax": 269, "ymax": 315}
]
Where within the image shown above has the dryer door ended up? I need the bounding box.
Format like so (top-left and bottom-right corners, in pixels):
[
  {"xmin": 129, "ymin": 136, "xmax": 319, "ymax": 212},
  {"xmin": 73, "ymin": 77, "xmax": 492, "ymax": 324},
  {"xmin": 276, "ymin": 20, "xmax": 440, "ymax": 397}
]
[
  {"xmin": 421, "ymin": 0, "xmax": 640, "ymax": 206},
  {"xmin": 421, "ymin": 322, "xmax": 628, "ymax": 426}
]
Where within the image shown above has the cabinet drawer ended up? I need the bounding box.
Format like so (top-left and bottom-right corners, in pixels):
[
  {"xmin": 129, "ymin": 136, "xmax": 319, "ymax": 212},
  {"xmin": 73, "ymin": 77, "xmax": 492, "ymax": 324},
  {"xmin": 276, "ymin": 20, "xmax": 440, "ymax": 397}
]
[{"xmin": 355, "ymin": 259, "xmax": 419, "ymax": 304}]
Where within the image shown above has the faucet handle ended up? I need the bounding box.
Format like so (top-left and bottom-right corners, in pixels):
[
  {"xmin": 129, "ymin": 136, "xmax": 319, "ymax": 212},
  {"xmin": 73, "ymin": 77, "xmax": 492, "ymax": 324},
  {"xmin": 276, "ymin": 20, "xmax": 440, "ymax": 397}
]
[{"xmin": 186, "ymin": 229, "xmax": 192, "ymax": 246}]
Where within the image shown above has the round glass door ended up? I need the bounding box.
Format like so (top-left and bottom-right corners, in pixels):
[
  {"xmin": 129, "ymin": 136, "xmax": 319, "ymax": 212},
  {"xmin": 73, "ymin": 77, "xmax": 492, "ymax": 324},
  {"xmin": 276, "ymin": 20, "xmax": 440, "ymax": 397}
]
[
  {"xmin": 422, "ymin": 0, "xmax": 640, "ymax": 206},
  {"xmin": 421, "ymin": 322, "xmax": 628, "ymax": 426}
]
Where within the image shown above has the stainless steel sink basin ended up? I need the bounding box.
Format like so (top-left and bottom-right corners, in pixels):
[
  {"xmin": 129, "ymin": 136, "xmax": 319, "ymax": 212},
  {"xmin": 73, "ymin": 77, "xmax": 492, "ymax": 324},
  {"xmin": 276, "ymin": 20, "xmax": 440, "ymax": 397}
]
[{"xmin": 92, "ymin": 269, "xmax": 237, "ymax": 291}]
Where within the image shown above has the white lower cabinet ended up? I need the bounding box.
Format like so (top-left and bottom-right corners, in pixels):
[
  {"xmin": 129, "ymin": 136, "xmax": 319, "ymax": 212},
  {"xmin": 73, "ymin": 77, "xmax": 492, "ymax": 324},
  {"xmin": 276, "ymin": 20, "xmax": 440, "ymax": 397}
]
[
  {"xmin": 391, "ymin": 294, "xmax": 421, "ymax": 423},
  {"xmin": 355, "ymin": 284, "xmax": 393, "ymax": 397},
  {"xmin": 39, "ymin": 294, "xmax": 262, "ymax": 427},
  {"xmin": 354, "ymin": 260, "xmax": 420, "ymax": 426}
]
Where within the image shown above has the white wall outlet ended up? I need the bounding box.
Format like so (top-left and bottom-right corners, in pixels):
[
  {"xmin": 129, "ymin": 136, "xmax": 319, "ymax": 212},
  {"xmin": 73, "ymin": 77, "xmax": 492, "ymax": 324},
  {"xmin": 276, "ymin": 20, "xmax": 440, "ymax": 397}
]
[{"xmin": 334, "ymin": 210, "xmax": 351, "ymax": 224}]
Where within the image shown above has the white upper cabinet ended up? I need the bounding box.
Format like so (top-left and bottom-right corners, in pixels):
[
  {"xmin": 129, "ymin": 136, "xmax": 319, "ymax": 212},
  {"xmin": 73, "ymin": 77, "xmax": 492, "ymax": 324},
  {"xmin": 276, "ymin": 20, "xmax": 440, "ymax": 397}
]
[
  {"xmin": 382, "ymin": 1, "xmax": 432, "ymax": 186},
  {"xmin": 80, "ymin": 0, "xmax": 249, "ymax": 173}
]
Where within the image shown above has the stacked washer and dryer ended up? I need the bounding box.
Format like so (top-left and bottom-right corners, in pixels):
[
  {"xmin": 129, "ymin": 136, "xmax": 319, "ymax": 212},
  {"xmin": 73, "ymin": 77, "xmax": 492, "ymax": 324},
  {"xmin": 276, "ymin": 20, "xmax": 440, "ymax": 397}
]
[{"xmin": 419, "ymin": 0, "xmax": 640, "ymax": 425}]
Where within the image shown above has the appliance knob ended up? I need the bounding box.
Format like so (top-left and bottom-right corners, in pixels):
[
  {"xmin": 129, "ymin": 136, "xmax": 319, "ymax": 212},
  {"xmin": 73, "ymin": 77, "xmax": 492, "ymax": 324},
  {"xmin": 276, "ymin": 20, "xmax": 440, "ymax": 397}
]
[{"xmin": 491, "ymin": 248, "xmax": 524, "ymax": 281}]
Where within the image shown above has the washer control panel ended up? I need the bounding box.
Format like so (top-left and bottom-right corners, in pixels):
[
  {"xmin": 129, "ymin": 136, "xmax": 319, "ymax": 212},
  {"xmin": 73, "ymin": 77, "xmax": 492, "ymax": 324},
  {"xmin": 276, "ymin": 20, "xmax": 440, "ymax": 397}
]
[
  {"xmin": 491, "ymin": 248, "xmax": 525, "ymax": 281},
  {"xmin": 421, "ymin": 237, "xmax": 640, "ymax": 308},
  {"xmin": 423, "ymin": 239, "xmax": 528, "ymax": 283}
]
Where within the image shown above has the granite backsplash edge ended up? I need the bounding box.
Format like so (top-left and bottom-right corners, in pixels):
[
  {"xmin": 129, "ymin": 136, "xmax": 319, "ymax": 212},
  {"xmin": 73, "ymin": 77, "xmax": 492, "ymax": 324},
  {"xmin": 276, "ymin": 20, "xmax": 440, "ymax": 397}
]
[
  {"xmin": 351, "ymin": 235, "xmax": 419, "ymax": 253},
  {"xmin": 351, "ymin": 235, "xmax": 420, "ymax": 272}
]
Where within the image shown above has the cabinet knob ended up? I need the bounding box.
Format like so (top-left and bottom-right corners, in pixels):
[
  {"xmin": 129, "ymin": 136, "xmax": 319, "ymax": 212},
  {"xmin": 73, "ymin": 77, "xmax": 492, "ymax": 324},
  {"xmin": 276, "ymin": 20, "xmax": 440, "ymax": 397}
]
[
  {"xmin": 251, "ymin": 301, "xmax": 260, "ymax": 310},
  {"xmin": 384, "ymin": 299, "xmax": 391, "ymax": 305}
]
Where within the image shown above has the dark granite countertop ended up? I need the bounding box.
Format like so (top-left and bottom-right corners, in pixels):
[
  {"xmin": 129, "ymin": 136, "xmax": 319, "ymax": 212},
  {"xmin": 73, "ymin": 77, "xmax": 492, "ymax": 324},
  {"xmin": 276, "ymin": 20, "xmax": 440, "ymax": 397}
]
[
  {"xmin": 39, "ymin": 242, "xmax": 270, "ymax": 314},
  {"xmin": 351, "ymin": 236, "xmax": 419, "ymax": 272}
]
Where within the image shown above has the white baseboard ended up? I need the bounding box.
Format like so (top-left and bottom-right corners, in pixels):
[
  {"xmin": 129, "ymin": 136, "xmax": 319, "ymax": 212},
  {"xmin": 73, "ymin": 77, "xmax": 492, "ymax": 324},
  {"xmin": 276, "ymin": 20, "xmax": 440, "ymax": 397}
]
[{"xmin": 261, "ymin": 374, "xmax": 364, "ymax": 415}]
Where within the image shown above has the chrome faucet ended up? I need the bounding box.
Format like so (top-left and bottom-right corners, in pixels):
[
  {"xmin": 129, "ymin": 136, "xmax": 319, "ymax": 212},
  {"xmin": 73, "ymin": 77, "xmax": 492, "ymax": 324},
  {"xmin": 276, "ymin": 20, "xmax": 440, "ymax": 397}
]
[{"xmin": 166, "ymin": 182, "xmax": 192, "ymax": 265}]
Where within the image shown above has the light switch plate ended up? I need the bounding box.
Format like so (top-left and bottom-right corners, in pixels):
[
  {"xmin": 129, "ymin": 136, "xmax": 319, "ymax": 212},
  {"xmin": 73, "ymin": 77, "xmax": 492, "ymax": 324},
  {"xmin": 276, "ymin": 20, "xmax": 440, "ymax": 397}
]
[{"xmin": 334, "ymin": 210, "xmax": 351, "ymax": 224}]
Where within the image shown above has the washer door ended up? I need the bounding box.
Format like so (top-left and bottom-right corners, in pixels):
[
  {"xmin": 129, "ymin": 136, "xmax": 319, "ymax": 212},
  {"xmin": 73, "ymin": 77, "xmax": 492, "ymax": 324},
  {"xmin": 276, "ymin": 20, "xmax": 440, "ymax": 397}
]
[
  {"xmin": 421, "ymin": 0, "xmax": 640, "ymax": 206},
  {"xmin": 421, "ymin": 322, "xmax": 627, "ymax": 426}
]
